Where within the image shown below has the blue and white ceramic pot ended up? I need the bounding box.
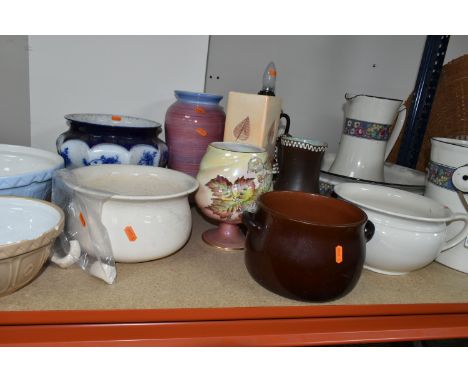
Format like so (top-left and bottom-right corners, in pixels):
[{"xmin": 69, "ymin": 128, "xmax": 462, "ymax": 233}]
[{"xmin": 56, "ymin": 114, "xmax": 169, "ymax": 169}]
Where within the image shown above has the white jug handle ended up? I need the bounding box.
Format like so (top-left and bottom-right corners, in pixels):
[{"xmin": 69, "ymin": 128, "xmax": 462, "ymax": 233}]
[
  {"xmin": 385, "ymin": 106, "xmax": 407, "ymax": 160},
  {"xmin": 441, "ymin": 213, "xmax": 468, "ymax": 252}
]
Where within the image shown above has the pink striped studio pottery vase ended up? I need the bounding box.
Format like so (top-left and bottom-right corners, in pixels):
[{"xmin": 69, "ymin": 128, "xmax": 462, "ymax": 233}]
[{"xmin": 164, "ymin": 90, "xmax": 226, "ymax": 177}]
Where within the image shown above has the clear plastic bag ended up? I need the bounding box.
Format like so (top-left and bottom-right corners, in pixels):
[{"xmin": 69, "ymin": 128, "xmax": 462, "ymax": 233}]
[{"xmin": 51, "ymin": 168, "xmax": 116, "ymax": 284}]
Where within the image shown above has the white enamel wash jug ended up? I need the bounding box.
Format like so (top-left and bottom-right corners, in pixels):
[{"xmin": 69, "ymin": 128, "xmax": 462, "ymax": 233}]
[
  {"xmin": 425, "ymin": 137, "xmax": 468, "ymax": 273},
  {"xmin": 329, "ymin": 93, "xmax": 406, "ymax": 182}
]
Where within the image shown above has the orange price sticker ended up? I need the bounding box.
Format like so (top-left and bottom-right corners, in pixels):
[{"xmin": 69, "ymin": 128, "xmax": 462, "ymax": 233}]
[
  {"xmin": 124, "ymin": 226, "xmax": 137, "ymax": 242},
  {"xmin": 335, "ymin": 245, "xmax": 343, "ymax": 264},
  {"xmin": 195, "ymin": 127, "xmax": 208, "ymax": 137},
  {"xmin": 111, "ymin": 115, "xmax": 122, "ymax": 121},
  {"xmin": 79, "ymin": 212, "xmax": 86, "ymax": 227},
  {"xmin": 195, "ymin": 106, "xmax": 206, "ymax": 114}
]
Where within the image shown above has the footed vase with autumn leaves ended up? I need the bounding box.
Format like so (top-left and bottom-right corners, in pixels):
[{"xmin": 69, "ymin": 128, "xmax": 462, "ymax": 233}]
[{"xmin": 195, "ymin": 142, "xmax": 272, "ymax": 250}]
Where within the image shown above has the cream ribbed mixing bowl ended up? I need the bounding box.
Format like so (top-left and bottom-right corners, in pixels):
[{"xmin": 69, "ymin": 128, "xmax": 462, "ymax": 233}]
[{"xmin": 0, "ymin": 197, "xmax": 64, "ymax": 297}]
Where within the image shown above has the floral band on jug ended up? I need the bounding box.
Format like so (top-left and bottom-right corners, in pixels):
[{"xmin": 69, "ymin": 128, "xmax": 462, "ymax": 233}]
[
  {"xmin": 427, "ymin": 161, "xmax": 456, "ymax": 191},
  {"xmin": 343, "ymin": 118, "xmax": 390, "ymax": 141}
]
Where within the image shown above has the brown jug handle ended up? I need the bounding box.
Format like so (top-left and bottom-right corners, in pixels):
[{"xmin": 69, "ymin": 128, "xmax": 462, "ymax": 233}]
[
  {"xmin": 243, "ymin": 211, "xmax": 263, "ymax": 231},
  {"xmin": 280, "ymin": 112, "xmax": 291, "ymax": 136}
]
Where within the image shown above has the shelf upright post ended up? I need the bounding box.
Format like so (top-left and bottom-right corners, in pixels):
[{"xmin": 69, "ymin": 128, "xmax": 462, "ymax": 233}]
[{"xmin": 396, "ymin": 35, "xmax": 450, "ymax": 168}]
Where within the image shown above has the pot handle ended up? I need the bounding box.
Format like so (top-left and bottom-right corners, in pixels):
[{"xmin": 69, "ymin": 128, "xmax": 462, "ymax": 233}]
[
  {"xmin": 385, "ymin": 106, "xmax": 407, "ymax": 160},
  {"xmin": 242, "ymin": 211, "xmax": 263, "ymax": 231},
  {"xmin": 51, "ymin": 239, "xmax": 81, "ymax": 268},
  {"xmin": 364, "ymin": 220, "xmax": 375, "ymax": 242},
  {"xmin": 452, "ymin": 165, "xmax": 468, "ymax": 194},
  {"xmin": 441, "ymin": 213, "xmax": 468, "ymax": 252}
]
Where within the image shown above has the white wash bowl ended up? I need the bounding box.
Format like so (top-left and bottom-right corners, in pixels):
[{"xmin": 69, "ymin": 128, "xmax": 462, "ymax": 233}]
[{"xmin": 0, "ymin": 144, "xmax": 64, "ymax": 199}]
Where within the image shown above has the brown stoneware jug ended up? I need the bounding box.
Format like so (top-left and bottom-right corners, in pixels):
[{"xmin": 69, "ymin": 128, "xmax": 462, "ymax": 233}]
[
  {"xmin": 274, "ymin": 136, "xmax": 327, "ymax": 193},
  {"xmin": 243, "ymin": 191, "xmax": 373, "ymax": 302}
]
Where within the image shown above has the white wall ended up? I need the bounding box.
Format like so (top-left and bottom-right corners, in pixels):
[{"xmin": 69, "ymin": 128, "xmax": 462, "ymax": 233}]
[
  {"xmin": 5, "ymin": 35, "xmax": 468, "ymax": 152},
  {"xmin": 205, "ymin": 36, "xmax": 468, "ymax": 153},
  {"xmin": 29, "ymin": 36, "xmax": 209, "ymax": 152},
  {"xmin": 0, "ymin": 36, "xmax": 30, "ymax": 146}
]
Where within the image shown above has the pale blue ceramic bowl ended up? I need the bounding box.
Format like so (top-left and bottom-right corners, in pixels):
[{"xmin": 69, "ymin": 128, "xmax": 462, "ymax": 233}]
[{"xmin": 0, "ymin": 144, "xmax": 64, "ymax": 200}]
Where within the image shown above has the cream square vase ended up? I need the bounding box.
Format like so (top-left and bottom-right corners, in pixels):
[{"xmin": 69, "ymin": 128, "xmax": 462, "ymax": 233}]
[{"xmin": 223, "ymin": 91, "xmax": 282, "ymax": 159}]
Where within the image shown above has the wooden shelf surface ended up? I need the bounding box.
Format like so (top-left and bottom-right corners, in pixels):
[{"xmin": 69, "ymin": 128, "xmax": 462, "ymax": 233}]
[{"xmin": 1, "ymin": 209, "xmax": 468, "ymax": 346}]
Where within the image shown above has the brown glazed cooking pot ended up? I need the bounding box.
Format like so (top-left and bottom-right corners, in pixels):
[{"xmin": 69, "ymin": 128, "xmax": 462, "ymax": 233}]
[{"xmin": 243, "ymin": 191, "xmax": 373, "ymax": 302}]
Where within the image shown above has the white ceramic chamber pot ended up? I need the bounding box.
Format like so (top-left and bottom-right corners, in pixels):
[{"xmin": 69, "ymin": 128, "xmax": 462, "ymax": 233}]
[
  {"xmin": 425, "ymin": 137, "xmax": 468, "ymax": 273},
  {"xmin": 334, "ymin": 183, "xmax": 468, "ymax": 275},
  {"xmin": 329, "ymin": 93, "xmax": 406, "ymax": 183},
  {"xmin": 61, "ymin": 165, "xmax": 199, "ymax": 263}
]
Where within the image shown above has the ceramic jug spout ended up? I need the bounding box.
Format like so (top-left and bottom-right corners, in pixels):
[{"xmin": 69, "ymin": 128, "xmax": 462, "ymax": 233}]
[
  {"xmin": 345, "ymin": 92, "xmax": 403, "ymax": 102},
  {"xmin": 344, "ymin": 92, "xmax": 357, "ymax": 101}
]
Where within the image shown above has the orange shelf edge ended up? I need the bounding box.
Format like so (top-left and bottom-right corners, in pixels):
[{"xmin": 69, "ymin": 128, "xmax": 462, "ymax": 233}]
[
  {"xmin": 1, "ymin": 312, "xmax": 468, "ymax": 346},
  {"xmin": 2, "ymin": 303, "xmax": 468, "ymax": 346}
]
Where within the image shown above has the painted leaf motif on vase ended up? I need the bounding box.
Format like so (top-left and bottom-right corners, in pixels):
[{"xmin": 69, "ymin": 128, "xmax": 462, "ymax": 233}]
[
  {"xmin": 233, "ymin": 117, "xmax": 250, "ymax": 141},
  {"xmin": 205, "ymin": 175, "xmax": 256, "ymax": 219}
]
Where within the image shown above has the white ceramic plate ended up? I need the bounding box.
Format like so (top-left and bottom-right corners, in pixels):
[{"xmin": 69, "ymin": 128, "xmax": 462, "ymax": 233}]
[{"xmin": 320, "ymin": 152, "xmax": 426, "ymax": 195}]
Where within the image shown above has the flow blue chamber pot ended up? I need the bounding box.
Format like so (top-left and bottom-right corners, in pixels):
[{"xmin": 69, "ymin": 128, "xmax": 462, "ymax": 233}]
[{"xmin": 56, "ymin": 114, "xmax": 169, "ymax": 169}]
